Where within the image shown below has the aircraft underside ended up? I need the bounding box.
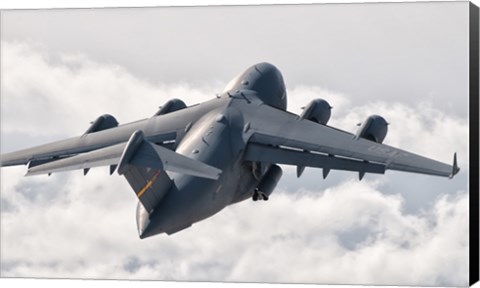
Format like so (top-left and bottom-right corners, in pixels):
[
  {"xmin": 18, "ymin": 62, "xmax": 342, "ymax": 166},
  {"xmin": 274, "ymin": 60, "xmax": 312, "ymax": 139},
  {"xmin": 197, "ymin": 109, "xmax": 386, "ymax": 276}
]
[{"xmin": 0, "ymin": 62, "xmax": 458, "ymax": 239}]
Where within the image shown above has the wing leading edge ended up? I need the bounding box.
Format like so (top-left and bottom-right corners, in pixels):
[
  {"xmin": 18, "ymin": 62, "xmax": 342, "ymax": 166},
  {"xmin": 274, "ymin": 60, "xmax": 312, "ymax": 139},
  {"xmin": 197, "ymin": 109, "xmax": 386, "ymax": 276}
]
[{"xmin": 243, "ymin": 104, "xmax": 459, "ymax": 179}]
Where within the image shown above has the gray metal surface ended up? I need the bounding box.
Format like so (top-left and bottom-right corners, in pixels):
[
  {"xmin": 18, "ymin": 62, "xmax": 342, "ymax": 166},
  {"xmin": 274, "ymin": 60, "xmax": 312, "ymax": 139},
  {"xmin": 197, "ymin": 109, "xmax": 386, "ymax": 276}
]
[{"xmin": 0, "ymin": 62, "xmax": 459, "ymax": 239}]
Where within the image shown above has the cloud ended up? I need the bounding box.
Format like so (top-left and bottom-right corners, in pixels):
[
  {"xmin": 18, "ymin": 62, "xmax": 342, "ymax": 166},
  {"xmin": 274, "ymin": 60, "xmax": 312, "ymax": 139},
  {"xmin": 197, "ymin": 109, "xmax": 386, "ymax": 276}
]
[
  {"xmin": 224, "ymin": 182, "xmax": 469, "ymax": 286},
  {"xmin": 1, "ymin": 41, "xmax": 216, "ymax": 141},
  {"xmin": 286, "ymin": 85, "xmax": 351, "ymax": 115},
  {"xmin": 1, "ymin": 171, "xmax": 469, "ymax": 286},
  {"xmin": 0, "ymin": 41, "xmax": 470, "ymax": 286}
]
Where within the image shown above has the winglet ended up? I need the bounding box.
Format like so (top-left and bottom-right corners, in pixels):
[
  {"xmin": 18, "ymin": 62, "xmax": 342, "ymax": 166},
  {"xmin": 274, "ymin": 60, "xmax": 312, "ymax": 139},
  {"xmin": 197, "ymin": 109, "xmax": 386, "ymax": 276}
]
[{"xmin": 449, "ymin": 153, "xmax": 460, "ymax": 179}]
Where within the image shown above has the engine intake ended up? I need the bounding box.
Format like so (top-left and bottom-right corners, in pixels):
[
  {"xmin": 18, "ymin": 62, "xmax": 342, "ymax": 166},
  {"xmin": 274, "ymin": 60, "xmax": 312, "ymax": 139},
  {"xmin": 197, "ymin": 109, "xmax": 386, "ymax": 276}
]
[
  {"xmin": 356, "ymin": 115, "xmax": 389, "ymax": 143},
  {"xmin": 300, "ymin": 99, "xmax": 332, "ymax": 125},
  {"xmin": 85, "ymin": 114, "xmax": 119, "ymax": 134}
]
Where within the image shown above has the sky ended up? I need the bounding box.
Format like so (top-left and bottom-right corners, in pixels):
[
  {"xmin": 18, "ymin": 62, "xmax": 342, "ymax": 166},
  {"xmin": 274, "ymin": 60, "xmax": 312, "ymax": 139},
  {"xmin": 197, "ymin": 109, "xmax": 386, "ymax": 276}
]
[{"xmin": 0, "ymin": 1, "xmax": 472, "ymax": 287}]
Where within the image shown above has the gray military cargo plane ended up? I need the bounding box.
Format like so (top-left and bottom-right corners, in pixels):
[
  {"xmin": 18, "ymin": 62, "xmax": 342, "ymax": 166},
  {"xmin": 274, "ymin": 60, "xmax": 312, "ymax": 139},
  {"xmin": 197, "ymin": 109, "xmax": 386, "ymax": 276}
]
[{"xmin": 0, "ymin": 63, "xmax": 459, "ymax": 239}]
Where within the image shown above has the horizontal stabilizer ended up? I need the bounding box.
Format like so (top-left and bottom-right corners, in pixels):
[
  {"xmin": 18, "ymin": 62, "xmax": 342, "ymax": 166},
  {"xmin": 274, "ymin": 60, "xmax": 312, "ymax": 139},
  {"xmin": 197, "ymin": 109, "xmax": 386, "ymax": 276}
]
[{"xmin": 129, "ymin": 141, "xmax": 222, "ymax": 180}]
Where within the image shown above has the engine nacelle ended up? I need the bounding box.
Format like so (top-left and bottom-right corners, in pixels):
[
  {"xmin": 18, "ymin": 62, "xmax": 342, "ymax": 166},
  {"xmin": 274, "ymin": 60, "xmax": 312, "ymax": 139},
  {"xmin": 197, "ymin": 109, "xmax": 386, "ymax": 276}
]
[
  {"xmin": 300, "ymin": 99, "xmax": 332, "ymax": 125},
  {"xmin": 356, "ymin": 115, "xmax": 389, "ymax": 143},
  {"xmin": 153, "ymin": 99, "xmax": 187, "ymax": 116},
  {"xmin": 254, "ymin": 164, "xmax": 283, "ymax": 201},
  {"xmin": 85, "ymin": 114, "xmax": 119, "ymax": 134}
]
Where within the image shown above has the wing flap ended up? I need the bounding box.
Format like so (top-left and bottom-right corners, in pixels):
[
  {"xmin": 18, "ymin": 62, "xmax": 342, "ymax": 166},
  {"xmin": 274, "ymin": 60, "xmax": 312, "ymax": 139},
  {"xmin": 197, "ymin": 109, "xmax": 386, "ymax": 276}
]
[
  {"xmin": 245, "ymin": 143, "xmax": 385, "ymax": 175},
  {"xmin": 26, "ymin": 143, "xmax": 125, "ymax": 176}
]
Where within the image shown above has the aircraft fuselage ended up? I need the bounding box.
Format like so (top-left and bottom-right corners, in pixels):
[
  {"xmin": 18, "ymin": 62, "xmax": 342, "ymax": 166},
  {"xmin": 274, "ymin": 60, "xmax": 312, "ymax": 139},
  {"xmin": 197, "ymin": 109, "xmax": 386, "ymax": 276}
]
[{"xmin": 136, "ymin": 63, "xmax": 287, "ymax": 238}]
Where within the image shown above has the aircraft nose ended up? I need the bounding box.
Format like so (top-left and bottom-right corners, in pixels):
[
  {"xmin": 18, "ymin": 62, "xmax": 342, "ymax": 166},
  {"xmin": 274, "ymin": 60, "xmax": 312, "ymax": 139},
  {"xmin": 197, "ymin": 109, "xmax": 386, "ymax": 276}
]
[
  {"xmin": 250, "ymin": 63, "xmax": 287, "ymax": 110},
  {"xmin": 223, "ymin": 62, "xmax": 287, "ymax": 110},
  {"xmin": 254, "ymin": 62, "xmax": 280, "ymax": 75}
]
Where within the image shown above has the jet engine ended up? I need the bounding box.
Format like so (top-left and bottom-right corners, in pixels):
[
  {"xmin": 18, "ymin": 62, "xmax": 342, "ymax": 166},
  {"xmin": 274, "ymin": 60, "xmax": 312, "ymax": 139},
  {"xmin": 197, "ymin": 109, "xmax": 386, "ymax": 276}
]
[
  {"xmin": 85, "ymin": 114, "xmax": 119, "ymax": 134},
  {"xmin": 300, "ymin": 99, "xmax": 332, "ymax": 125},
  {"xmin": 356, "ymin": 115, "xmax": 389, "ymax": 143},
  {"xmin": 253, "ymin": 164, "xmax": 283, "ymax": 201},
  {"xmin": 153, "ymin": 99, "xmax": 187, "ymax": 116}
]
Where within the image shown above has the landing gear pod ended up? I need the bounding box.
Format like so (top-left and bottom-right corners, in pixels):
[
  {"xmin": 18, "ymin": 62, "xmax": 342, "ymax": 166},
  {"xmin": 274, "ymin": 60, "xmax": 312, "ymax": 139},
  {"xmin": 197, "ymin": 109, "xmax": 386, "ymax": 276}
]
[
  {"xmin": 253, "ymin": 164, "xmax": 283, "ymax": 201},
  {"xmin": 356, "ymin": 115, "xmax": 389, "ymax": 143}
]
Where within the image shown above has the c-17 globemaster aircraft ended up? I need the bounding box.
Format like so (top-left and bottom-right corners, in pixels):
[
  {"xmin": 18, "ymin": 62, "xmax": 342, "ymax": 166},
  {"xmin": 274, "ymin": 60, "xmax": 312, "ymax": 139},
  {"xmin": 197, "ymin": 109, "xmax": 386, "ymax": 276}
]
[{"xmin": 1, "ymin": 63, "xmax": 459, "ymax": 239}]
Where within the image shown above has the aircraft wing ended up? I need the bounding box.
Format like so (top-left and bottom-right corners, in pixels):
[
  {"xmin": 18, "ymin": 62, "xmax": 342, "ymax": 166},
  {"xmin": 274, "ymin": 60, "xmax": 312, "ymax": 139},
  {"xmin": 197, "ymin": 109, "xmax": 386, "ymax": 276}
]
[
  {"xmin": 243, "ymin": 104, "xmax": 459, "ymax": 178},
  {"xmin": 25, "ymin": 142, "xmax": 126, "ymax": 176},
  {"xmin": 6, "ymin": 130, "xmax": 221, "ymax": 180}
]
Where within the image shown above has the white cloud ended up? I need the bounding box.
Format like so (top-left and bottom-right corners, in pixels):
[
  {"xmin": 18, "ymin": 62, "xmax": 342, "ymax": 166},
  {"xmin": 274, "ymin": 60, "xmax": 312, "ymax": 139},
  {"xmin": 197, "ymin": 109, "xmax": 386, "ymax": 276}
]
[
  {"xmin": 1, "ymin": 41, "xmax": 216, "ymax": 140},
  {"xmin": 286, "ymin": 85, "xmax": 351, "ymax": 115},
  {"xmin": 0, "ymin": 41, "xmax": 470, "ymax": 286},
  {"xmin": 1, "ymin": 171, "xmax": 469, "ymax": 285}
]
